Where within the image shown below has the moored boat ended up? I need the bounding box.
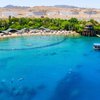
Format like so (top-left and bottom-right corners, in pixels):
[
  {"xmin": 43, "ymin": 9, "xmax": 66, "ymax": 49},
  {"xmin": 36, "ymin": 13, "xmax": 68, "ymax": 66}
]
[{"xmin": 93, "ymin": 43, "xmax": 100, "ymax": 50}]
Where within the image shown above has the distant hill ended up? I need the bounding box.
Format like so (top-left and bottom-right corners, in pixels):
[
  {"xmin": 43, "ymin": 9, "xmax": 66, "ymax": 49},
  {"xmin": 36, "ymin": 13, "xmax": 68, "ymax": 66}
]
[
  {"xmin": 54, "ymin": 5, "xmax": 79, "ymax": 8},
  {"xmin": 4, "ymin": 5, "xmax": 79, "ymax": 9},
  {"xmin": 4, "ymin": 5, "xmax": 29, "ymax": 8},
  {"xmin": 3, "ymin": 5, "xmax": 99, "ymax": 9}
]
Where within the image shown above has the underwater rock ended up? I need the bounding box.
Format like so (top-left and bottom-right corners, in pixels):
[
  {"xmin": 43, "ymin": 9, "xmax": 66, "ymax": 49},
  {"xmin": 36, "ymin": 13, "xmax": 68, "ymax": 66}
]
[
  {"xmin": 25, "ymin": 44, "xmax": 33, "ymax": 47},
  {"xmin": 44, "ymin": 53, "xmax": 49, "ymax": 56},
  {"xmin": 0, "ymin": 57, "xmax": 14, "ymax": 69},
  {"xmin": 12, "ymin": 88, "xmax": 23, "ymax": 96},
  {"xmin": 69, "ymin": 89, "xmax": 80, "ymax": 99},
  {"xmin": 95, "ymin": 68, "xmax": 100, "ymax": 74},
  {"xmin": 76, "ymin": 64, "xmax": 83, "ymax": 69},
  {"xmin": 63, "ymin": 50, "xmax": 69, "ymax": 52},
  {"xmin": 20, "ymin": 87, "xmax": 37, "ymax": 100},
  {"xmin": 37, "ymin": 84, "xmax": 46, "ymax": 90},
  {"xmin": 27, "ymin": 88, "xmax": 37, "ymax": 96},
  {"xmin": 51, "ymin": 71, "xmax": 82, "ymax": 100},
  {"xmin": 0, "ymin": 57, "xmax": 14, "ymax": 62},
  {"xmin": 83, "ymin": 53, "xmax": 89, "ymax": 57},
  {"xmin": 10, "ymin": 78, "xmax": 15, "ymax": 84},
  {"xmin": 68, "ymin": 68, "xmax": 73, "ymax": 74},
  {"xmin": 0, "ymin": 78, "xmax": 39, "ymax": 100},
  {"xmin": 0, "ymin": 87, "xmax": 4, "ymax": 94},
  {"xmin": 0, "ymin": 60, "xmax": 7, "ymax": 68},
  {"xmin": 0, "ymin": 77, "xmax": 40, "ymax": 100},
  {"xmin": 0, "ymin": 63, "xmax": 6, "ymax": 68},
  {"xmin": 0, "ymin": 79, "xmax": 9, "ymax": 90},
  {"xmin": 50, "ymin": 52, "xmax": 57, "ymax": 56},
  {"xmin": 0, "ymin": 79, "xmax": 14, "ymax": 95},
  {"xmin": 9, "ymin": 86, "xmax": 37, "ymax": 100},
  {"xmin": 44, "ymin": 52, "xmax": 57, "ymax": 56},
  {"xmin": 1, "ymin": 79, "xmax": 6, "ymax": 84}
]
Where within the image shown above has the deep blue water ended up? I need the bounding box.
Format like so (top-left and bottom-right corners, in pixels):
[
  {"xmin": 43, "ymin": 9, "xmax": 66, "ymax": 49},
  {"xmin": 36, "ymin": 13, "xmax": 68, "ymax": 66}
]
[{"xmin": 0, "ymin": 36, "xmax": 100, "ymax": 100}]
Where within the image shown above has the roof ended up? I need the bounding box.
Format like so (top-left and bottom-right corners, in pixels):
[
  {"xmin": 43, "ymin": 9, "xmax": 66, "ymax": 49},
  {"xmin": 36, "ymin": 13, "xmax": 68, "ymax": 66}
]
[
  {"xmin": 3, "ymin": 28, "xmax": 18, "ymax": 33},
  {"xmin": 86, "ymin": 22, "xmax": 93, "ymax": 26}
]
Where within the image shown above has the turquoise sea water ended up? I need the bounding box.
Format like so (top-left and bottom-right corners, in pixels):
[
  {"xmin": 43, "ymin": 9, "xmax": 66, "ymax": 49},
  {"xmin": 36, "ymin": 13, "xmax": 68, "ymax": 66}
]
[{"xmin": 0, "ymin": 36, "xmax": 100, "ymax": 100}]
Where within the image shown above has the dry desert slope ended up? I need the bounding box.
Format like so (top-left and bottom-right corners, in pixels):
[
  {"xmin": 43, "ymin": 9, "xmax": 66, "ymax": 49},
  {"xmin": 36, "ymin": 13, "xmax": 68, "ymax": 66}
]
[{"xmin": 0, "ymin": 6, "xmax": 100, "ymax": 21}]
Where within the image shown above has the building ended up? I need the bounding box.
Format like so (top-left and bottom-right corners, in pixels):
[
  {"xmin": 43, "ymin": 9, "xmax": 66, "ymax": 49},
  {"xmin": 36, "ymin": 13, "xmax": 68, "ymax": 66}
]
[
  {"xmin": 1, "ymin": 11, "xmax": 18, "ymax": 18},
  {"xmin": 82, "ymin": 23, "xmax": 96, "ymax": 36}
]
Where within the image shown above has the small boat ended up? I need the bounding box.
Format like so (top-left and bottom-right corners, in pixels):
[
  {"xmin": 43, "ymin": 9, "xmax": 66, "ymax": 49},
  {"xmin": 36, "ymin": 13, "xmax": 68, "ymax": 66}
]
[
  {"xmin": 93, "ymin": 43, "xmax": 100, "ymax": 50},
  {"xmin": 96, "ymin": 34, "xmax": 100, "ymax": 37}
]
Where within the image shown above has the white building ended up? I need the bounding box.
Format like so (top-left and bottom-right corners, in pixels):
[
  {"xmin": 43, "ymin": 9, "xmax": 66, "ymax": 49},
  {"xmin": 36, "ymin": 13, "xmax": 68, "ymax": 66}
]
[
  {"xmin": 60, "ymin": 11, "xmax": 79, "ymax": 16},
  {"xmin": 1, "ymin": 11, "xmax": 18, "ymax": 17}
]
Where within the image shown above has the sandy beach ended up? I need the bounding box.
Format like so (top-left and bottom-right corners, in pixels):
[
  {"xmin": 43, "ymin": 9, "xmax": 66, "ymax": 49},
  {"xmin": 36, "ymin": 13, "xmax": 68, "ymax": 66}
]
[{"xmin": 0, "ymin": 30, "xmax": 80, "ymax": 39}]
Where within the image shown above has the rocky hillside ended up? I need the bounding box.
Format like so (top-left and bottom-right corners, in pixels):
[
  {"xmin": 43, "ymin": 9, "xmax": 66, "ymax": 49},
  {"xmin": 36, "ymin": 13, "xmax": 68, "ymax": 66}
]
[{"xmin": 0, "ymin": 5, "xmax": 100, "ymax": 21}]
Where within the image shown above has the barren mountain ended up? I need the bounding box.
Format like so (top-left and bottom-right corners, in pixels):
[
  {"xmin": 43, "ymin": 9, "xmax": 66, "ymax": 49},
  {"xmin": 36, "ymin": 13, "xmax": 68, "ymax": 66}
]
[{"xmin": 0, "ymin": 5, "xmax": 100, "ymax": 21}]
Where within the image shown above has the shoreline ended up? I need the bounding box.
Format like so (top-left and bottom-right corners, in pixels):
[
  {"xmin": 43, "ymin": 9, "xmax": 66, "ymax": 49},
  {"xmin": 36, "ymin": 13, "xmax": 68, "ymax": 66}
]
[{"xmin": 0, "ymin": 31, "xmax": 80, "ymax": 40}]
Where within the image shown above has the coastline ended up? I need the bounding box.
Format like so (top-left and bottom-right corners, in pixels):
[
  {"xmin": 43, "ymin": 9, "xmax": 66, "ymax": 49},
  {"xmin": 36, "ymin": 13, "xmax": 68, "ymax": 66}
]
[{"xmin": 0, "ymin": 31, "xmax": 80, "ymax": 40}]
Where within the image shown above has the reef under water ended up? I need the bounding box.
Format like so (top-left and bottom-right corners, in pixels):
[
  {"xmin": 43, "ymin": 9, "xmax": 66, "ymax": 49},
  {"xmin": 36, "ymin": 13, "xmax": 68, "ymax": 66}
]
[
  {"xmin": 0, "ymin": 36, "xmax": 100, "ymax": 100},
  {"xmin": 0, "ymin": 77, "xmax": 47, "ymax": 100},
  {"xmin": 51, "ymin": 71, "xmax": 82, "ymax": 100}
]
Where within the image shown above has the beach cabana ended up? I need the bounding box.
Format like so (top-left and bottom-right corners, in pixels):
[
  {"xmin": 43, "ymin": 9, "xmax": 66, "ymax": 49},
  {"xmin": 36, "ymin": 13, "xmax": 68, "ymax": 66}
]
[
  {"xmin": 7, "ymin": 28, "xmax": 18, "ymax": 33},
  {"xmin": 29, "ymin": 29, "xmax": 39, "ymax": 33},
  {"xmin": 39, "ymin": 27, "xmax": 51, "ymax": 32},
  {"xmin": 2, "ymin": 28, "xmax": 18, "ymax": 35},
  {"xmin": 20, "ymin": 28, "xmax": 30, "ymax": 33},
  {"xmin": 2, "ymin": 30, "xmax": 9, "ymax": 35}
]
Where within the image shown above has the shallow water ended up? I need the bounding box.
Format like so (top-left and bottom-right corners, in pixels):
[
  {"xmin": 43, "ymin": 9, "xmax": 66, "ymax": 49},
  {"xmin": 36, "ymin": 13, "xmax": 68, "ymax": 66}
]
[{"xmin": 0, "ymin": 36, "xmax": 100, "ymax": 100}]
